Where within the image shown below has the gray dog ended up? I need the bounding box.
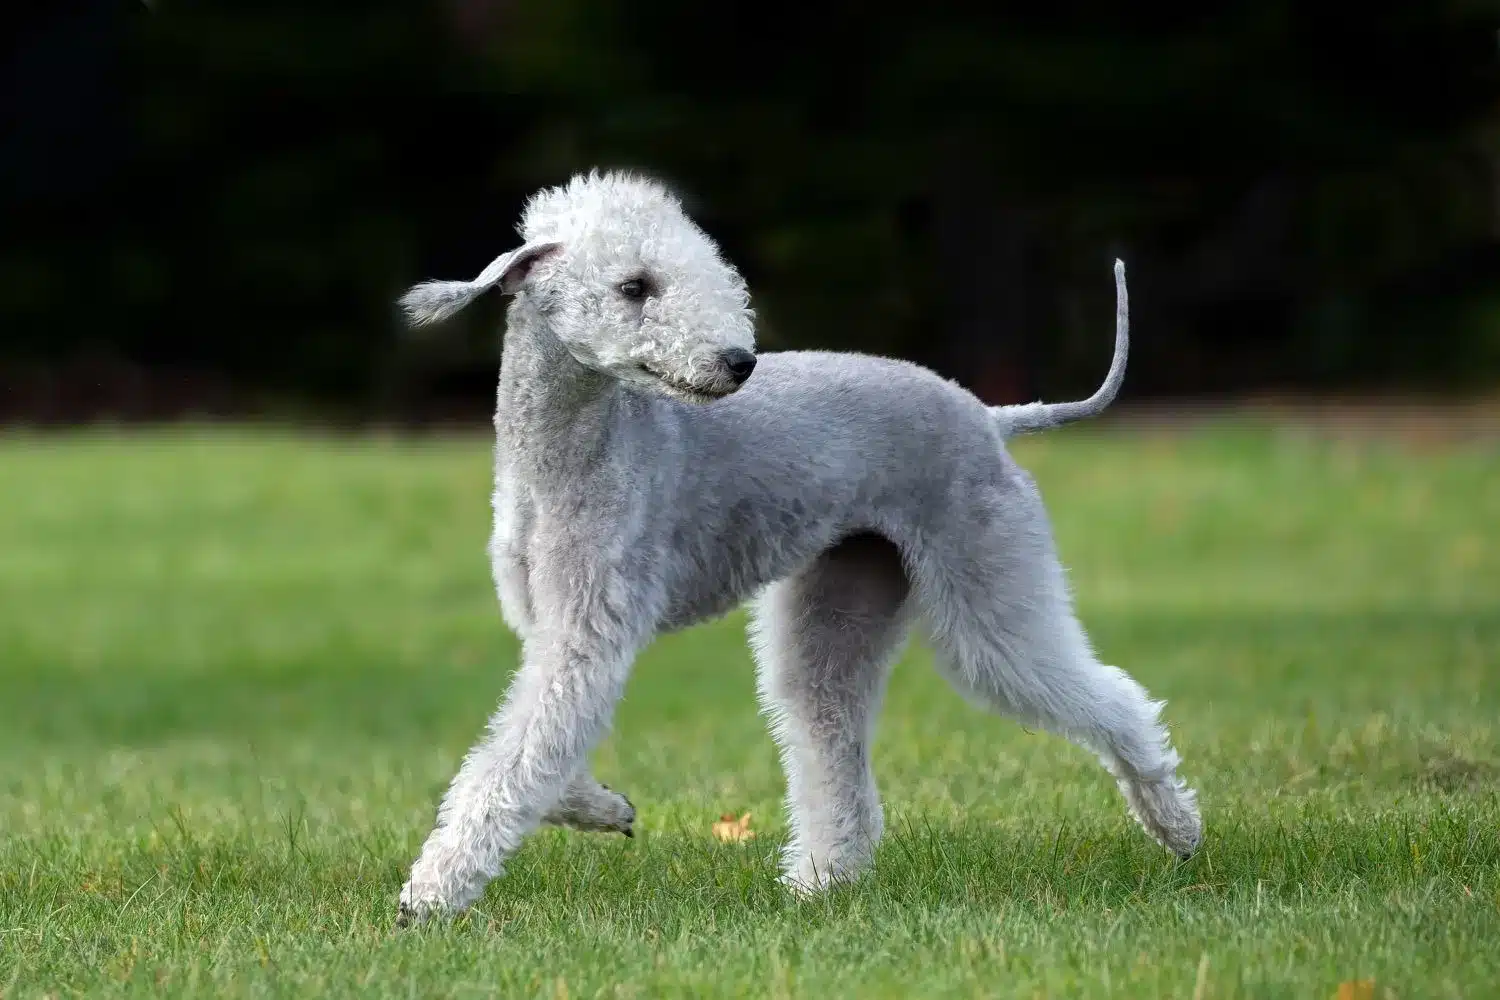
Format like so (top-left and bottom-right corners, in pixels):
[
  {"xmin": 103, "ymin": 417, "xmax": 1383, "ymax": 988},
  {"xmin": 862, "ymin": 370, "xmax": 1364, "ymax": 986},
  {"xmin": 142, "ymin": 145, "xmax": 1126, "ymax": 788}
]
[{"xmin": 395, "ymin": 170, "xmax": 1201, "ymax": 923}]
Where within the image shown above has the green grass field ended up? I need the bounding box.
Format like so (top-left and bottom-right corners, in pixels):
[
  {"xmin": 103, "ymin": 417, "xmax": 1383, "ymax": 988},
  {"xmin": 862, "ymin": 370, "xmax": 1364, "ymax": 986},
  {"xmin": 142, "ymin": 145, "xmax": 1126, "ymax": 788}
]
[{"xmin": 1, "ymin": 425, "xmax": 1497, "ymax": 998}]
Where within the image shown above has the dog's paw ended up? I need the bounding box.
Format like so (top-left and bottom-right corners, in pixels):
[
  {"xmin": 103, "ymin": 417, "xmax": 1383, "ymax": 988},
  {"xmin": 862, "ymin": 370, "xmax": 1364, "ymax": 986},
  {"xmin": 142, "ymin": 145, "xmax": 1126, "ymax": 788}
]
[
  {"xmin": 779, "ymin": 867, "xmax": 860, "ymax": 898},
  {"xmin": 599, "ymin": 784, "xmax": 637, "ymax": 838},
  {"xmin": 778, "ymin": 847, "xmax": 869, "ymax": 896},
  {"xmin": 545, "ymin": 783, "xmax": 637, "ymax": 837},
  {"xmin": 396, "ymin": 881, "xmax": 451, "ymax": 928},
  {"xmin": 396, "ymin": 855, "xmax": 489, "ymax": 927},
  {"xmin": 1120, "ymin": 773, "xmax": 1202, "ymax": 860}
]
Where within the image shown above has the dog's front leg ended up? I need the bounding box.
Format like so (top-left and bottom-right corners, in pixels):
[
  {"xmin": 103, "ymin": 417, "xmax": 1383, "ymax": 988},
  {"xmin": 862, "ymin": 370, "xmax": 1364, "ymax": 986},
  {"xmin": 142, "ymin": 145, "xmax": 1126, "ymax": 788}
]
[{"xmin": 398, "ymin": 634, "xmax": 635, "ymax": 924}]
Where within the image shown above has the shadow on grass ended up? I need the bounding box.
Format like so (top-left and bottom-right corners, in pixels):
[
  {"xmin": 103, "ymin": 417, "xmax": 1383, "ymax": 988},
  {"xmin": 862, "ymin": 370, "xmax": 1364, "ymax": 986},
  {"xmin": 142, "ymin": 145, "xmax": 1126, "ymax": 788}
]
[{"xmin": 9, "ymin": 807, "xmax": 1494, "ymax": 941}]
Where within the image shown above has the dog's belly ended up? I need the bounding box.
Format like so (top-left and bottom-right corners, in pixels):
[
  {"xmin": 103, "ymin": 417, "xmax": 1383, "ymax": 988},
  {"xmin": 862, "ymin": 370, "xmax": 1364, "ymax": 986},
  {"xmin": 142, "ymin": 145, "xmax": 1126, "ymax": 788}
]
[
  {"xmin": 654, "ymin": 517, "xmax": 845, "ymax": 633},
  {"xmin": 657, "ymin": 529, "xmax": 781, "ymax": 630},
  {"xmin": 656, "ymin": 579, "xmax": 752, "ymax": 633}
]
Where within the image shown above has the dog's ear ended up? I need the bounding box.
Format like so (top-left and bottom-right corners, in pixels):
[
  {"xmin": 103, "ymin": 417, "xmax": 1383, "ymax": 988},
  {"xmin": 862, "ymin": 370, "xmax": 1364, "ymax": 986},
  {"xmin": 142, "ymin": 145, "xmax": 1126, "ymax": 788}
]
[
  {"xmin": 477, "ymin": 241, "xmax": 564, "ymax": 295},
  {"xmin": 398, "ymin": 241, "xmax": 562, "ymax": 328}
]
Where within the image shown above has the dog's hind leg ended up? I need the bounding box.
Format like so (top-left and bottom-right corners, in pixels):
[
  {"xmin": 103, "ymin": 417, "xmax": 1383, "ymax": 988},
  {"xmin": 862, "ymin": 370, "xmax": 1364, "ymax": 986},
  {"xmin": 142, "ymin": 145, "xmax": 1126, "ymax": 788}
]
[
  {"xmin": 751, "ymin": 533, "xmax": 913, "ymax": 892},
  {"xmin": 915, "ymin": 500, "xmax": 1202, "ymax": 858}
]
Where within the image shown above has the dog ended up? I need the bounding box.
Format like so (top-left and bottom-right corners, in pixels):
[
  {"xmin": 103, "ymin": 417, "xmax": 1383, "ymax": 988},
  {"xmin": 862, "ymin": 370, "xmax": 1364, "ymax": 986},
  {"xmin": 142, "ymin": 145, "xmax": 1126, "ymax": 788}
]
[{"xmin": 394, "ymin": 170, "xmax": 1200, "ymax": 923}]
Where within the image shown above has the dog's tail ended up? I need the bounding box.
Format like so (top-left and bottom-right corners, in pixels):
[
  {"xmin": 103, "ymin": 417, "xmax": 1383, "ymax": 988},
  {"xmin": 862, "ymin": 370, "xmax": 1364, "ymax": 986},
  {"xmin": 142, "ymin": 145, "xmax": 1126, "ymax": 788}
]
[{"xmin": 991, "ymin": 259, "xmax": 1128, "ymax": 438}]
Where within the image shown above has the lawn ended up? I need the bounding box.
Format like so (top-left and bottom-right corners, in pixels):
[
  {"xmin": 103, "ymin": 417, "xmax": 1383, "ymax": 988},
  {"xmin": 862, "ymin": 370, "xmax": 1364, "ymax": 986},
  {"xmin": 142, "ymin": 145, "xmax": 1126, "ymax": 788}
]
[{"xmin": 1, "ymin": 424, "xmax": 1496, "ymax": 998}]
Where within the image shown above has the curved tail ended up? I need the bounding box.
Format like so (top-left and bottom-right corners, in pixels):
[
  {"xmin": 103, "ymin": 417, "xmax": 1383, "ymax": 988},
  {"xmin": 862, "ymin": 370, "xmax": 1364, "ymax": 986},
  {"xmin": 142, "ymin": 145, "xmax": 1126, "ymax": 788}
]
[{"xmin": 991, "ymin": 259, "xmax": 1129, "ymax": 438}]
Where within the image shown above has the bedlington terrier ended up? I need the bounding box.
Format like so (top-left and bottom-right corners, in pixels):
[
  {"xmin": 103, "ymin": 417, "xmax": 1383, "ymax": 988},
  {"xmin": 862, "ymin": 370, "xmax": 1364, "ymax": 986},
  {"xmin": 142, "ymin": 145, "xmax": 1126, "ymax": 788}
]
[{"xmin": 394, "ymin": 170, "xmax": 1201, "ymax": 924}]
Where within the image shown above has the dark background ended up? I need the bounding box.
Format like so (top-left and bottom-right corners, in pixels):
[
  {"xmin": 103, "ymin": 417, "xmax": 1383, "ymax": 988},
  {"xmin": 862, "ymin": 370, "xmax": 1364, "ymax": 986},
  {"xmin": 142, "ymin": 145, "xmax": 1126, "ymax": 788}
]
[{"xmin": 4, "ymin": 0, "xmax": 1498, "ymax": 424}]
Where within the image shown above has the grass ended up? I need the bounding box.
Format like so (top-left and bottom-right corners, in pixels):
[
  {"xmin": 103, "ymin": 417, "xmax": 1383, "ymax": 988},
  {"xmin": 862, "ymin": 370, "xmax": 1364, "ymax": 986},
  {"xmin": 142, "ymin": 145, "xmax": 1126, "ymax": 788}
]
[{"xmin": 0, "ymin": 423, "xmax": 1496, "ymax": 998}]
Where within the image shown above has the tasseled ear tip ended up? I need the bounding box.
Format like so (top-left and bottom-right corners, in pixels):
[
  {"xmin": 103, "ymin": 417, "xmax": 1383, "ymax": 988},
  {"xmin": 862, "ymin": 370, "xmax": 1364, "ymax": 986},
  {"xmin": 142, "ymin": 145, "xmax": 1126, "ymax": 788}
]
[
  {"xmin": 396, "ymin": 280, "xmax": 477, "ymax": 328},
  {"xmin": 397, "ymin": 284, "xmax": 438, "ymax": 328}
]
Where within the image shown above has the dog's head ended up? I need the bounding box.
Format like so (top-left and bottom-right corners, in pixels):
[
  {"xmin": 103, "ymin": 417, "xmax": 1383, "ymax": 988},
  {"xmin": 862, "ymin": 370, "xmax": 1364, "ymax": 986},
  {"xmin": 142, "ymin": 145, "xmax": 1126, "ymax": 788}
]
[{"xmin": 400, "ymin": 171, "xmax": 757, "ymax": 403}]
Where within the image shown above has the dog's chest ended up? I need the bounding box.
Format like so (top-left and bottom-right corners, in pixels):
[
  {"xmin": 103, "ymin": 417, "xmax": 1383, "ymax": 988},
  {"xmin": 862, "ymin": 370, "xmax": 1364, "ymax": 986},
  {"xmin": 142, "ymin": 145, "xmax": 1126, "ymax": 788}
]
[{"xmin": 490, "ymin": 462, "xmax": 536, "ymax": 634}]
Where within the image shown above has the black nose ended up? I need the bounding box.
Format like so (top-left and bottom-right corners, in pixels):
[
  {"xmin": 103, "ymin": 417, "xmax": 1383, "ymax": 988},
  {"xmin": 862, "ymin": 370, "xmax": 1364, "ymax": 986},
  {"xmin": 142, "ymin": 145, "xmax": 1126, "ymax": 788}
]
[{"xmin": 721, "ymin": 348, "xmax": 756, "ymax": 384}]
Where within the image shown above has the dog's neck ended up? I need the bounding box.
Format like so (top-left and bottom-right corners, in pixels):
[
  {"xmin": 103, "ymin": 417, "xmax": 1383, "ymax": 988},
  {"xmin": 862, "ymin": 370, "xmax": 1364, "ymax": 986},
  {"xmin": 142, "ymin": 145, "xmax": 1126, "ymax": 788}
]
[{"xmin": 494, "ymin": 299, "xmax": 623, "ymax": 479}]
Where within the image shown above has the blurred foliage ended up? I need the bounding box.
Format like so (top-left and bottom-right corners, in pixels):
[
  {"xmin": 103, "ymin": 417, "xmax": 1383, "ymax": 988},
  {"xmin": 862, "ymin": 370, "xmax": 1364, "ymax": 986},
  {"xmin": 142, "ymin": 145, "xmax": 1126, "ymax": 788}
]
[{"xmin": 2, "ymin": 0, "xmax": 1498, "ymax": 420}]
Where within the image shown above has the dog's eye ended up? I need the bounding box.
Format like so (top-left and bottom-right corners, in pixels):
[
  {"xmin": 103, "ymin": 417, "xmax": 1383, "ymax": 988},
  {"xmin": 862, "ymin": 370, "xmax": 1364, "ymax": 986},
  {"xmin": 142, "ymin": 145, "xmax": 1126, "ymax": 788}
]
[{"xmin": 618, "ymin": 279, "xmax": 647, "ymax": 300}]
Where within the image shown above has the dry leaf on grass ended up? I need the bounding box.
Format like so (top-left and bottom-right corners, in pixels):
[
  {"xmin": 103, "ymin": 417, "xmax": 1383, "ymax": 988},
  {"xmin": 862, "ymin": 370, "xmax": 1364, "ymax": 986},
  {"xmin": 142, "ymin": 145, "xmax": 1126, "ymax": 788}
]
[
  {"xmin": 712, "ymin": 812, "xmax": 755, "ymax": 843},
  {"xmin": 1335, "ymin": 980, "xmax": 1376, "ymax": 1000}
]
